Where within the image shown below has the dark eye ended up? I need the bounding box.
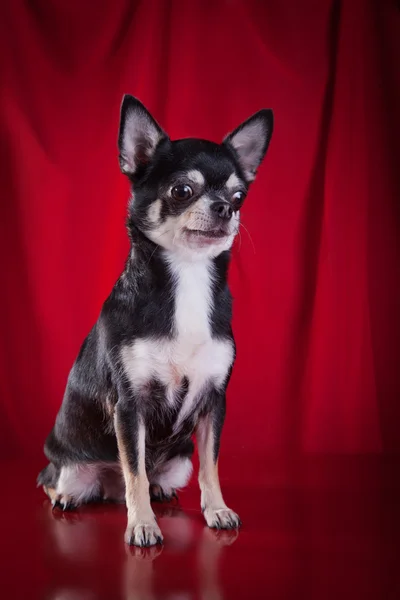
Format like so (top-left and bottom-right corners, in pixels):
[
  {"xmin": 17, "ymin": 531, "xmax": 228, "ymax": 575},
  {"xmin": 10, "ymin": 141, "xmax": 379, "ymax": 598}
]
[
  {"xmin": 171, "ymin": 184, "xmax": 193, "ymax": 201},
  {"xmin": 232, "ymin": 191, "xmax": 245, "ymax": 206}
]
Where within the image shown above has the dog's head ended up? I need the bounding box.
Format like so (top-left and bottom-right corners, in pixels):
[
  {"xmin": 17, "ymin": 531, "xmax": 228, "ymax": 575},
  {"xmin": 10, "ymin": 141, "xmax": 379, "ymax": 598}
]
[{"xmin": 118, "ymin": 95, "xmax": 273, "ymax": 259}]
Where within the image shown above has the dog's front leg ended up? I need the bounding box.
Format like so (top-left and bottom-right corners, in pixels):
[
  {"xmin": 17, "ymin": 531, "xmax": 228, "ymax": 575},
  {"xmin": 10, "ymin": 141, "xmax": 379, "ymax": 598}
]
[
  {"xmin": 196, "ymin": 394, "xmax": 241, "ymax": 530},
  {"xmin": 114, "ymin": 393, "xmax": 163, "ymax": 547}
]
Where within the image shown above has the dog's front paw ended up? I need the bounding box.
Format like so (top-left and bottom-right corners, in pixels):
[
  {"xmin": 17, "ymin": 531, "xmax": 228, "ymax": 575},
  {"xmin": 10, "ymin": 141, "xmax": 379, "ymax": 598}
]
[
  {"xmin": 203, "ymin": 507, "xmax": 241, "ymax": 530},
  {"xmin": 125, "ymin": 521, "xmax": 164, "ymax": 547}
]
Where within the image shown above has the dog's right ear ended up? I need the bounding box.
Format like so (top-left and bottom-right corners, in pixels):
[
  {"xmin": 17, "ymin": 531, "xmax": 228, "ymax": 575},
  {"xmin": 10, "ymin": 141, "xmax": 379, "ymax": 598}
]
[{"xmin": 118, "ymin": 95, "xmax": 168, "ymax": 177}]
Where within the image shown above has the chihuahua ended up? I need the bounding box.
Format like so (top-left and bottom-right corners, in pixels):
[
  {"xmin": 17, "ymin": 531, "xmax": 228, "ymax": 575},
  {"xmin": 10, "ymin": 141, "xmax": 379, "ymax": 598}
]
[{"xmin": 38, "ymin": 95, "xmax": 273, "ymax": 546}]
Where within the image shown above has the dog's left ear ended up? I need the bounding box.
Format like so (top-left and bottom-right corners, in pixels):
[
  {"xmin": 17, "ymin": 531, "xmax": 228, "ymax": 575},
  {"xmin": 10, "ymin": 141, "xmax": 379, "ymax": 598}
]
[
  {"xmin": 118, "ymin": 95, "xmax": 168, "ymax": 177},
  {"xmin": 223, "ymin": 109, "xmax": 273, "ymax": 182}
]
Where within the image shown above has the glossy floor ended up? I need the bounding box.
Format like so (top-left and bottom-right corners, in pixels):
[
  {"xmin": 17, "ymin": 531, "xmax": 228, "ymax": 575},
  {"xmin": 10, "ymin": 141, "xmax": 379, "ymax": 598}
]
[{"xmin": 1, "ymin": 455, "xmax": 399, "ymax": 599}]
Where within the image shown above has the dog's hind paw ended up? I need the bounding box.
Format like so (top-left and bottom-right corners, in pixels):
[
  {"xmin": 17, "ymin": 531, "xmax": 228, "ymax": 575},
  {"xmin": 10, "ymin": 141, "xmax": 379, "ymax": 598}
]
[
  {"xmin": 150, "ymin": 483, "xmax": 178, "ymax": 504},
  {"xmin": 43, "ymin": 486, "xmax": 76, "ymax": 511}
]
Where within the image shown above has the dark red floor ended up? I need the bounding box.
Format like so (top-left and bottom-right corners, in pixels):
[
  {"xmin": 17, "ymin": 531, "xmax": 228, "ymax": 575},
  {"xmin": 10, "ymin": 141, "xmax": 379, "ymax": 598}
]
[{"xmin": 1, "ymin": 455, "xmax": 399, "ymax": 599}]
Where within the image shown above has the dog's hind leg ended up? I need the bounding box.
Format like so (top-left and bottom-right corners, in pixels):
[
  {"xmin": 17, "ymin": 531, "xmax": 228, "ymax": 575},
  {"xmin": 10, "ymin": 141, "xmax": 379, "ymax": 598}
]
[{"xmin": 38, "ymin": 462, "xmax": 102, "ymax": 510}]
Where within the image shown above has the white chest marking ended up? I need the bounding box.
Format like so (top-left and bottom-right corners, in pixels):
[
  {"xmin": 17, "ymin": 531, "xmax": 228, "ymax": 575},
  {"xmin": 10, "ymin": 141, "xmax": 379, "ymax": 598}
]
[{"xmin": 121, "ymin": 257, "xmax": 234, "ymax": 430}]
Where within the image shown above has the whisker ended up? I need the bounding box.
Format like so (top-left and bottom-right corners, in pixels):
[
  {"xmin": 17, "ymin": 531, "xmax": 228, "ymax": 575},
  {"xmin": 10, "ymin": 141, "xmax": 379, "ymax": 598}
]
[
  {"xmin": 145, "ymin": 229, "xmax": 173, "ymax": 266},
  {"xmin": 146, "ymin": 245, "xmax": 159, "ymax": 267},
  {"xmin": 239, "ymin": 222, "xmax": 256, "ymax": 254},
  {"xmin": 236, "ymin": 227, "xmax": 242, "ymax": 252}
]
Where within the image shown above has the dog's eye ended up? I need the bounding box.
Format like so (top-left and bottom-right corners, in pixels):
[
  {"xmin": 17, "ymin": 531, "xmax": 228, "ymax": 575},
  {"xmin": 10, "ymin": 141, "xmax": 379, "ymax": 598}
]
[
  {"xmin": 232, "ymin": 191, "xmax": 245, "ymax": 205},
  {"xmin": 171, "ymin": 185, "xmax": 193, "ymax": 201}
]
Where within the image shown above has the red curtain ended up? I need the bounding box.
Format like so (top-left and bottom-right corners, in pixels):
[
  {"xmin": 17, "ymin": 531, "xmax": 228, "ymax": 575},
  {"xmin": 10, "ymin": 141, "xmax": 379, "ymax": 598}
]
[{"xmin": 1, "ymin": 0, "xmax": 399, "ymax": 459}]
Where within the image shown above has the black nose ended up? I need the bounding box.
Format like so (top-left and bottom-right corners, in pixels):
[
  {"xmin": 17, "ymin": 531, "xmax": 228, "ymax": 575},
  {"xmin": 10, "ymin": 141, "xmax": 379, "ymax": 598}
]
[{"xmin": 210, "ymin": 201, "xmax": 233, "ymax": 220}]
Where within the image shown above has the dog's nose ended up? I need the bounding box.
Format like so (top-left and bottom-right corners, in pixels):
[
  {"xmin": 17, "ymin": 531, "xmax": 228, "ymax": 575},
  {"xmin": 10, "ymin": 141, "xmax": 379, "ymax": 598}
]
[{"xmin": 210, "ymin": 201, "xmax": 233, "ymax": 220}]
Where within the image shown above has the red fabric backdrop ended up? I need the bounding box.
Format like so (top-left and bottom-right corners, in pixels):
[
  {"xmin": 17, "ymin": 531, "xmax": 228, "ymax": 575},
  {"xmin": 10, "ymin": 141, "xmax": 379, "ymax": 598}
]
[{"xmin": 1, "ymin": 0, "xmax": 399, "ymax": 459}]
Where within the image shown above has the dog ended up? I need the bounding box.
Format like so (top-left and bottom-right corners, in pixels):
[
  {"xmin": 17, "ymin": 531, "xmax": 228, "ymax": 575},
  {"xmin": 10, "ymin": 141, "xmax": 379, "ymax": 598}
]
[{"xmin": 37, "ymin": 95, "xmax": 273, "ymax": 546}]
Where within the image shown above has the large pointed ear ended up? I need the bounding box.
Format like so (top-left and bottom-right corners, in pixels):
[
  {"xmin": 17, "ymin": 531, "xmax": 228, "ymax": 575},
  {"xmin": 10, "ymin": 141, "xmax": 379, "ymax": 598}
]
[
  {"xmin": 118, "ymin": 95, "xmax": 168, "ymax": 177},
  {"xmin": 223, "ymin": 109, "xmax": 273, "ymax": 182}
]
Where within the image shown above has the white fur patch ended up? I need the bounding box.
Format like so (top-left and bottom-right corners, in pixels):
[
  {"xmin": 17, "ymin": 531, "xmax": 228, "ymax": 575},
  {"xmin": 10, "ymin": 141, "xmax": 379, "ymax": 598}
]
[
  {"xmin": 152, "ymin": 456, "xmax": 193, "ymax": 491},
  {"xmin": 147, "ymin": 199, "xmax": 162, "ymax": 223},
  {"xmin": 121, "ymin": 256, "xmax": 234, "ymax": 429},
  {"xmin": 225, "ymin": 173, "xmax": 241, "ymax": 190},
  {"xmin": 186, "ymin": 170, "xmax": 205, "ymax": 186},
  {"xmin": 57, "ymin": 464, "xmax": 101, "ymax": 504}
]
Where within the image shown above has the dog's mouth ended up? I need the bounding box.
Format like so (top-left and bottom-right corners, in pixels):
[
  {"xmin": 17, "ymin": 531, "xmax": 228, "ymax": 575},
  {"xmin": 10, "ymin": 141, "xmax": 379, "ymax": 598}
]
[
  {"xmin": 181, "ymin": 226, "xmax": 232, "ymax": 250},
  {"xmin": 184, "ymin": 228, "xmax": 228, "ymax": 240}
]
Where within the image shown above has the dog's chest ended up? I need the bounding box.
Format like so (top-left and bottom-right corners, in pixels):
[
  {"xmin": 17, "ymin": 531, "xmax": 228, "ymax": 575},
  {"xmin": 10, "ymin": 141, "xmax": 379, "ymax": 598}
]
[{"xmin": 122, "ymin": 259, "xmax": 233, "ymax": 410}]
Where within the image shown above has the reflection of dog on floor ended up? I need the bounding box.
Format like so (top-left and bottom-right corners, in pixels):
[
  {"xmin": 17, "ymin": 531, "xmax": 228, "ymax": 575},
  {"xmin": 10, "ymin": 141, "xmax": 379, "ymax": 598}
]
[
  {"xmin": 44, "ymin": 501, "xmax": 238, "ymax": 600},
  {"xmin": 124, "ymin": 526, "xmax": 238, "ymax": 600},
  {"xmin": 38, "ymin": 95, "xmax": 273, "ymax": 546}
]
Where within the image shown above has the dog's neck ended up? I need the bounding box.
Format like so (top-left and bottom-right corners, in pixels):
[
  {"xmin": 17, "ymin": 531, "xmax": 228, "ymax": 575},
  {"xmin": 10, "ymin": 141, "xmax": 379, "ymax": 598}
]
[
  {"xmin": 124, "ymin": 222, "xmax": 231, "ymax": 284},
  {"xmin": 107, "ymin": 222, "xmax": 232, "ymax": 339}
]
